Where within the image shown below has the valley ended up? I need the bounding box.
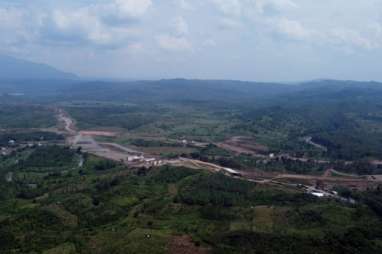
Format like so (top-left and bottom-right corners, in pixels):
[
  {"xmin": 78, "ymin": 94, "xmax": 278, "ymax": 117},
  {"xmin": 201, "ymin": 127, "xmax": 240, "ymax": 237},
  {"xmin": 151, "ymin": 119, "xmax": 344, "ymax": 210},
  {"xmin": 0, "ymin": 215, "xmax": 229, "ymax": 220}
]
[
  {"xmin": 56, "ymin": 107, "xmax": 382, "ymax": 196},
  {"xmin": 2, "ymin": 1, "xmax": 382, "ymax": 252},
  {"xmin": 1, "ymin": 79, "xmax": 382, "ymax": 254}
]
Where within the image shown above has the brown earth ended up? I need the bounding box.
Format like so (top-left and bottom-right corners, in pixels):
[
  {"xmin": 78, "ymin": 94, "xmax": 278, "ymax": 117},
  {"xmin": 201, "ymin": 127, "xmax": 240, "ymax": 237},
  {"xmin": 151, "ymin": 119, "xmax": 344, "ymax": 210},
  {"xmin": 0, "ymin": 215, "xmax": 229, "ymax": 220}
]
[
  {"xmin": 274, "ymin": 174, "xmax": 377, "ymax": 191},
  {"xmin": 57, "ymin": 109, "xmax": 382, "ymax": 191},
  {"xmin": 217, "ymin": 136, "xmax": 269, "ymax": 157},
  {"xmin": 168, "ymin": 235, "xmax": 209, "ymax": 254},
  {"xmin": 79, "ymin": 130, "xmax": 117, "ymax": 137}
]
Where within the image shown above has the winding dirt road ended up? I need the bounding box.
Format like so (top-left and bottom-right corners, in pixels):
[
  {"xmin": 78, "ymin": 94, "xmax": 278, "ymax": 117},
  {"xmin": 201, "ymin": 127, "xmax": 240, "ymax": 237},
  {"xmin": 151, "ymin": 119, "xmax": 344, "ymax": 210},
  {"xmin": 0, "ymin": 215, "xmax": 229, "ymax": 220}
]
[
  {"xmin": 56, "ymin": 109, "xmax": 382, "ymax": 190},
  {"xmin": 57, "ymin": 109, "xmax": 141, "ymax": 163}
]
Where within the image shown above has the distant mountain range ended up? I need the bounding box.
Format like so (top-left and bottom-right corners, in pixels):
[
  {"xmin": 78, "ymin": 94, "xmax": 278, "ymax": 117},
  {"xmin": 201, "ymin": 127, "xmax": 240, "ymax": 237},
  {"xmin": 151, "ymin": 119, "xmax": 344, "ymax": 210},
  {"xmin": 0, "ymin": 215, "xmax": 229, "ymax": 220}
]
[{"xmin": 0, "ymin": 55, "xmax": 77, "ymax": 80}]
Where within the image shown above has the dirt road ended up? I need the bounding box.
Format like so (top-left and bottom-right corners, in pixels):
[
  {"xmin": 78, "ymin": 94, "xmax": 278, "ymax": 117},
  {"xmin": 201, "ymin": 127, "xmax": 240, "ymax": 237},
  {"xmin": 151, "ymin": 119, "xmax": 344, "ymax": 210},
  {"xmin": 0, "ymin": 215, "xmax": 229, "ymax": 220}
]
[
  {"xmin": 56, "ymin": 110, "xmax": 382, "ymax": 190},
  {"xmin": 217, "ymin": 136, "xmax": 330, "ymax": 164},
  {"xmin": 304, "ymin": 136, "xmax": 328, "ymax": 152},
  {"xmin": 57, "ymin": 109, "xmax": 141, "ymax": 163},
  {"xmin": 57, "ymin": 109, "xmax": 76, "ymax": 135}
]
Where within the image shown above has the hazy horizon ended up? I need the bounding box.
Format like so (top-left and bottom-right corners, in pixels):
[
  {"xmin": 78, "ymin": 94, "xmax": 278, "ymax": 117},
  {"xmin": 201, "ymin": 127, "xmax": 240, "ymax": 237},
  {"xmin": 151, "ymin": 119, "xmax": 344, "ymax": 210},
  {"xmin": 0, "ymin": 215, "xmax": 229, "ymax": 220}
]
[{"xmin": 1, "ymin": 54, "xmax": 381, "ymax": 84}]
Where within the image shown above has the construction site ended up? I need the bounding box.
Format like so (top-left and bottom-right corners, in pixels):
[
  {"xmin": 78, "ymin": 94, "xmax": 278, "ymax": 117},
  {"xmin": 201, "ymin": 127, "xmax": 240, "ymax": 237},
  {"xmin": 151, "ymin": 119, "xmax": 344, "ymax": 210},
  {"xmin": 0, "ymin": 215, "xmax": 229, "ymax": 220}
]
[{"xmin": 53, "ymin": 109, "xmax": 382, "ymax": 199}]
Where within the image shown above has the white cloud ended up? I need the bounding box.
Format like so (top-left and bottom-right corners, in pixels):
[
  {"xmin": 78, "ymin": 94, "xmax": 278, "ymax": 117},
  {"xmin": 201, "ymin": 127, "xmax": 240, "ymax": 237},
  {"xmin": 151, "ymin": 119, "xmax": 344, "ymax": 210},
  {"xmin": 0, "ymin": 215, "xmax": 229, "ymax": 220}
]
[
  {"xmin": 254, "ymin": 0, "xmax": 298, "ymax": 14},
  {"xmin": 173, "ymin": 16, "xmax": 189, "ymax": 36},
  {"xmin": 0, "ymin": 8, "xmax": 33, "ymax": 47},
  {"xmin": 218, "ymin": 18, "xmax": 243, "ymax": 30},
  {"xmin": 44, "ymin": 7, "xmax": 139, "ymax": 47},
  {"xmin": 0, "ymin": 8, "xmax": 23, "ymax": 29},
  {"xmin": 211, "ymin": 0, "xmax": 297, "ymax": 17},
  {"xmin": 0, "ymin": 0, "xmax": 151, "ymax": 49},
  {"xmin": 175, "ymin": 0, "xmax": 194, "ymax": 11},
  {"xmin": 155, "ymin": 15, "xmax": 192, "ymax": 52},
  {"xmin": 2, "ymin": 0, "xmax": 382, "ymax": 81},
  {"xmin": 126, "ymin": 42, "xmax": 144, "ymax": 52},
  {"xmin": 329, "ymin": 28, "xmax": 378, "ymax": 50},
  {"xmin": 268, "ymin": 17, "xmax": 379, "ymax": 50},
  {"xmin": 209, "ymin": 0, "xmax": 382, "ymax": 51},
  {"xmin": 157, "ymin": 35, "xmax": 192, "ymax": 51},
  {"xmin": 1, "ymin": 0, "xmax": 380, "ymax": 54},
  {"xmin": 114, "ymin": 0, "xmax": 152, "ymax": 18},
  {"xmin": 274, "ymin": 18, "xmax": 311, "ymax": 40},
  {"xmin": 203, "ymin": 39, "xmax": 217, "ymax": 47},
  {"xmin": 211, "ymin": 0, "xmax": 242, "ymax": 17}
]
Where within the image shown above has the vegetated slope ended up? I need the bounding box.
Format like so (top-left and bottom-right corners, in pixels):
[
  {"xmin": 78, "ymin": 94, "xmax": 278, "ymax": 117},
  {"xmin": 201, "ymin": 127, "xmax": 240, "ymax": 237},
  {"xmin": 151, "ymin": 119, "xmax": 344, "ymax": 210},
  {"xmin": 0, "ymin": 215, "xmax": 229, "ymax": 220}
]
[
  {"xmin": 0, "ymin": 147, "xmax": 381, "ymax": 253},
  {"xmin": 60, "ymin": 79, "xmax": 296, "ymax": 142},
  {"xmin": 0, "ymin": 55, "xmax": 77, "ymax": 80},
  {"xmin": 241, "ymin": 80, "xmax": 382, "ymax": 160},
  {"xmin": 0, "ymin": 104, "xmax": 56, "ymax": 129},
  {"xmin": 4, "ymin": 78, "xmax": 382, "ymax": 160},
  {"xmin": 59, "ymin": 79, "xmax": 294, "ymax": 104},
  {"xmin": 59, "ymin": 79, "xmax": 382, "ymax": 160}
]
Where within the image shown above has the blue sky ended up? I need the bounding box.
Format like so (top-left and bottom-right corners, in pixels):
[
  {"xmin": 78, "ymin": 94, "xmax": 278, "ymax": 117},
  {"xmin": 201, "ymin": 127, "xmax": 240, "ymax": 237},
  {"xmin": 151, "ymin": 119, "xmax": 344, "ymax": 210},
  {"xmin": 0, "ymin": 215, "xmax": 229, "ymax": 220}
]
[{"xmin": 1, "ymin": 0, "xmax": 382, "ymax": 81}]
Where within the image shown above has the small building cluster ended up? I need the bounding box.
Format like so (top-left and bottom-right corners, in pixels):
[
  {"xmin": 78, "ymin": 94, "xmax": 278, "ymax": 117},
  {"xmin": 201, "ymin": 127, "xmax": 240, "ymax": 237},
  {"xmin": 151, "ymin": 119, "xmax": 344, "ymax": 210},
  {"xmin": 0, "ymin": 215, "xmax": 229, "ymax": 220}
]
[
  {"xmin": 222, "ymin": 167, "xmax": 242, "ymax": 177},
  {"xmin": 1, "ymin": 147, "xmax": 8, "ymax": 156},
  {"xmin": 126, "ymin": 155, "xmax": 165, "ymax": 168}
]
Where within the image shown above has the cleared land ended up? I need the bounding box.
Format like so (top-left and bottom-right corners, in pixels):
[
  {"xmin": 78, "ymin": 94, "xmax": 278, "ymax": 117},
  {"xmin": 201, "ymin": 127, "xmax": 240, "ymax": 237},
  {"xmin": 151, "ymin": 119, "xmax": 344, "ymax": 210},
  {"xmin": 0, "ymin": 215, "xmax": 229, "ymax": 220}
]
[{"xmin": 57, "ymin": 109, "xmax": 382, "ymax": 193}]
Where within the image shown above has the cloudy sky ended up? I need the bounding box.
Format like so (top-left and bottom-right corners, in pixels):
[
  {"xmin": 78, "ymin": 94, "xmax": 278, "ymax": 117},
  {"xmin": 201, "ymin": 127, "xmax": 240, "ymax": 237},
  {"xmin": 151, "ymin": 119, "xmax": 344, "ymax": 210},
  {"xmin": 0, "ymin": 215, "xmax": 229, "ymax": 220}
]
[{"xmin": 1, "ymin": 0, "xmax": 382, "ymax": 81}]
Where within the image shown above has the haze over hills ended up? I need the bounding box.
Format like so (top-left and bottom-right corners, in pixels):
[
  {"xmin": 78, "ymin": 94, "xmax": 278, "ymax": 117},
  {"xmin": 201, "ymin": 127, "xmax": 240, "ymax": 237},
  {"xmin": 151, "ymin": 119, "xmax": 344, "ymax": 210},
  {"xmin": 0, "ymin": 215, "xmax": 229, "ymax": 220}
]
[
  {"xmin": 2, "ymin": 58, "xmax": 382, "ymax": 254},
  {"xmin": 2, "ymin": 1, "xmax": 382, "ymax": 253},
  {"xmin": 1, "ymin": 55, "xmax": 381, "ymax": 91},
  {"xmin": 0, "ymin": 55, "xmax": 78, "ymax": 80}
]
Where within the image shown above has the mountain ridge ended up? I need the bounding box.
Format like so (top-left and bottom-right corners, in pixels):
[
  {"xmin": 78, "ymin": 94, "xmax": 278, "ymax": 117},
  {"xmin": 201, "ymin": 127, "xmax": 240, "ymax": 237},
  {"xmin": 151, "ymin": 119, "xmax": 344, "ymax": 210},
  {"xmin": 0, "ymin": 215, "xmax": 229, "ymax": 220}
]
[{"xmin": 0, "ymin": 55, "xmax": 78, "ymax": 80}]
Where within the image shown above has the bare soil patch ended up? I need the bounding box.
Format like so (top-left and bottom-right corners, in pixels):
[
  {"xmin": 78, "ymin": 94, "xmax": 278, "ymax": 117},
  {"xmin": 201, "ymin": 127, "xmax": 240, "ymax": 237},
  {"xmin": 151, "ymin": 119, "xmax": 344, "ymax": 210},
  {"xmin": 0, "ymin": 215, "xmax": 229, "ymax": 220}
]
[
  {"xmin": 168, "ymin": 235, "xmax": 209, "ymax": 254},
  {"xmin": 276, "ymin": 174, "xmax": 379, "ymax": 191},
  {"xmin": 217, "ymin": 136, "xmax": 269, "ymax": 156},
  {"xmin": 79, "ymin": 131, "xmax": 117, "ymax": 137}
]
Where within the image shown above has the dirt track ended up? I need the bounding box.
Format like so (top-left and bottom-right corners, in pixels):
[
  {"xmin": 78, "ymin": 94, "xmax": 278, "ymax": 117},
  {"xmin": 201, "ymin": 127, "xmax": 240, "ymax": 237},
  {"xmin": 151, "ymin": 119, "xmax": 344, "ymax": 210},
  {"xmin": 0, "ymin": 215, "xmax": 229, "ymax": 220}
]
[
  {"xmin": 304, "ymin": 136, "xmax": 328, "ymax": 151},
  {"xmin": 168, "ymin": 235, "xmax": 209, "ymax": 254},
  {"xmin": 217, "ymin": 136, "xmax": 330, "ymax": 164},
  {"xmin": 56, "ymin": 110, "xmax": 382, "ymax": 190},
  {"xmin": 217, "ymin": 136, "xmax": 269, "ymax": 158},
  {"xmin": 57, "ymin": 109, "xmax": 142, "ymax": 163},
  {"xmin": 57, "ymin": 109, "xmax": 76, "ymax": 135}
]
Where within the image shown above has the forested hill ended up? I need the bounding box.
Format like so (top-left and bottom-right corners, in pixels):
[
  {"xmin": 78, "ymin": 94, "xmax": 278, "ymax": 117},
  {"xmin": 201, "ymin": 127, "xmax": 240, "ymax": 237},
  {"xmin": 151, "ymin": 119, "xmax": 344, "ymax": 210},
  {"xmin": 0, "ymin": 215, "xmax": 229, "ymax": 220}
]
[
  {"xmin": 1, "ymin": 78, "xmax": 381, "ymax": 102},
  {"xmin": 1, "ymin": 78, "xmax": 382, "ymax": 160},
  {"xmin": 243, "ymin": 80, "xmax": 382, "ymax": 159},
  {"xmin": 0, "ymin": 55, "xmax": 77, "ymax": 80},
  {"xmin": 56, "ymin": 79, "xmax": 382, "ymax": 102},
  {"xmin": 57, "ymin": 79, "xmax": 294, "ymax": 104}
]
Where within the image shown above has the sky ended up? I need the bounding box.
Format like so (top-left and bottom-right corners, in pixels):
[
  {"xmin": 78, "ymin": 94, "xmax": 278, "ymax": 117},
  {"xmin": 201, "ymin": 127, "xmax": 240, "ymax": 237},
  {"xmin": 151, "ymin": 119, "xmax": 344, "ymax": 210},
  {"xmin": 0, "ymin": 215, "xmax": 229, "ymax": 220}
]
[{"xmin": 1, "ymin": 0, "xmax": 382, "ymax": 81}]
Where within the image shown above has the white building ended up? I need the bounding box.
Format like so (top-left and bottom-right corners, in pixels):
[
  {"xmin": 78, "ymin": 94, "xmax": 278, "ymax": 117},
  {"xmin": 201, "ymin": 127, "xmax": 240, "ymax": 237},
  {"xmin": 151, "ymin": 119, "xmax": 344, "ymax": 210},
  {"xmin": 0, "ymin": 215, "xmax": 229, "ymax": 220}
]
[{"xmin": 311, "ymin": 192, "xmax": 325, "ymax": 198}]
